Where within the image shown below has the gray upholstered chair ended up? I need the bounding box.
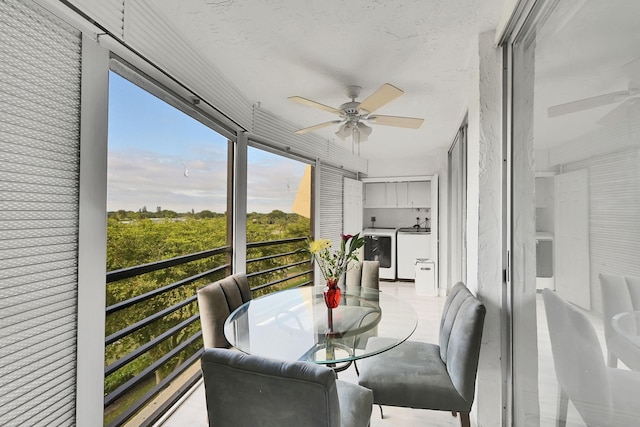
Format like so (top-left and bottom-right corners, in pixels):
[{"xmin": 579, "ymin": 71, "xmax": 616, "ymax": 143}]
[
  {"xmin": 200, "ymin": 347, "xmax": 373, "ymax": 427},
  {"xmin": 542, "ymin": 288, "xmax": 640, "ymax": 427},
  {"xmin": 345, "ymin": 260, "xmax": 380, "ymax": 291},
  {"xmin": 343, "ymin": 261, "xmax": 380, "ymax": 371},
  {"xmin": 357, "ymin": 282, "xmax": 485, "ymax": 427},
  {"xmin": 599, "ymin": 273, "xmax": 640, "ymax": 370},
  {"xmin": 196, "ymin": 273, "xmax": 252, "ymax": 348}
]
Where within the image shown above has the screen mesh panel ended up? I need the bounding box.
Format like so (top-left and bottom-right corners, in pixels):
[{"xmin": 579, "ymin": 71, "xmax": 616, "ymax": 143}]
[{"xmin": 0, "ymin": 0, "xmax": 82, "ymax": 425}]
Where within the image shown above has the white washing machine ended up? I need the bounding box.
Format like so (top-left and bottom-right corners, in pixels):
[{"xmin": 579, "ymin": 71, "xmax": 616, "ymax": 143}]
[{"xmin": 363, "ymin": 228, "xmax": 397, "ymax": 280}]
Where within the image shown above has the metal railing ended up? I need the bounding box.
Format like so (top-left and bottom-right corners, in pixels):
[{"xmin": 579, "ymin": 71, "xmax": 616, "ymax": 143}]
[
  {"xmin": 104, "ymin": 238, "xmax": 312, "ymax": 427},
  {"xmin": 246, "ymin": 236, "xmax": 313, "ymax": 294}
]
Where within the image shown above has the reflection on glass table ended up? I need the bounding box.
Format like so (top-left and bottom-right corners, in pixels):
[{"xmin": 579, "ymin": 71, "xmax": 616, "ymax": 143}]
[
  {"xmin": 224, "ymin": 286, "xmax": 417, "ymax": 369},
  {"xmin": 612, "ymin": 311, "xmax": 640, "ymax": 348}
]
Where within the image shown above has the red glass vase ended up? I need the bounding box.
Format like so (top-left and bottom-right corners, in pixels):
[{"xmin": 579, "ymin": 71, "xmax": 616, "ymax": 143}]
[{"xmin": 323, "ymin": 277, "xmax": 341, "ymax": 309}]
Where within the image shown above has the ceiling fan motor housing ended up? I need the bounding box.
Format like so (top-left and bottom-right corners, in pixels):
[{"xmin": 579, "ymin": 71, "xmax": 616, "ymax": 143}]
[{"xmin": 340, "ymin": 101, "xmax": 369, "ymax": 117}]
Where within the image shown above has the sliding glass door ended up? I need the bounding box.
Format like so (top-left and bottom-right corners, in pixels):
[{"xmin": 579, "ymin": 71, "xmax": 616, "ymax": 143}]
[
  {"xmin": 448, "ymin": 123, "xmax": 467, "ymax": 289},
  {"xmin": 510, "ymin": 1, "xmax": 640, "ymax": 425}
]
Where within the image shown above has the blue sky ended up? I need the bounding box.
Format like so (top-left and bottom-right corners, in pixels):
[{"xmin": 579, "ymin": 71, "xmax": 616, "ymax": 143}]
[{"xmin": 107, "ymin": 72, "xmax": 306, "ymax": 213}]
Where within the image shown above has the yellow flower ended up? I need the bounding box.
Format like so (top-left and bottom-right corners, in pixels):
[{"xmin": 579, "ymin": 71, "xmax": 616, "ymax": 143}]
[
  {"xmin": 307, "ymin": 234, "xmax": 365, "ymax": 282},
  {"xmin": 309, "ymin": 239, "xmax": 331, "ymax": 254}
]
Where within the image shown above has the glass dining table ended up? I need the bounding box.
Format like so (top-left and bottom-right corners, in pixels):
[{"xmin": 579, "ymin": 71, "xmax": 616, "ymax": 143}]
[
  {"xmin": 224, "ymin": 285, "xmax": 417, "ymax": 371},
  {"xmin": 612, "ymin": 310, "xmax": 640, "ymax": 347}
]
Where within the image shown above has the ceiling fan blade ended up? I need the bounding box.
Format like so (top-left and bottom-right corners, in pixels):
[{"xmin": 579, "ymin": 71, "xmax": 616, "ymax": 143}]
[
  {"xmin": 547, "ymin": 90, "xmax": 630, "ymax": 118},
  {"xmin": 597, "ymin": 97, "xmax": 640, "ymax": 126},
  {"xmin": 368, "ymin": 115, "xmax": 424, "ymax": 129},
  {"xmin": 288, "ymin": 96, "xmax": 341, "ymax": 115},
  {"xmin": 358, "ymin": 83, "xmax": 404, "ymax": 114},
  {"xmin": 294, "ymin": 120, "xmax": 343, "ymax": 134}
]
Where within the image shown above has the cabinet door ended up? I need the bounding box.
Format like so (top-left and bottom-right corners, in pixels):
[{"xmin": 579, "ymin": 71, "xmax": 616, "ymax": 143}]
[
  {"xmin": 385, "ymin": 182, "xmax": 398, "ymax": 207},
  {"xmin": 407, "ymin": 181, "xmax": 430, "ymax": 208},
  {"xmin": 343, "ymin": 178, "xmax": 363, "ymax": 235},
  {"xmin": 364, "ymin": 182, "xmax": 387, "ymax": 207},
  {"xmin": 395, "ymin": 182, "xmax": 408, "ymax": 207}
]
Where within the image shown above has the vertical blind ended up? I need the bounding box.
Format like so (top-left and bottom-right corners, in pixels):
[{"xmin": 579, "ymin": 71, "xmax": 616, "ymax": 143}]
[
  {"xmin": 562, "ymin": 147, "xmax": 640, "ymax": 312},
  {"xmin": 0, "ymin": 0, "xmax": 82, "ymax": 425},
  {"xmin": 319, "ymin": 163, "xmax": 356, "ymax": 249}
]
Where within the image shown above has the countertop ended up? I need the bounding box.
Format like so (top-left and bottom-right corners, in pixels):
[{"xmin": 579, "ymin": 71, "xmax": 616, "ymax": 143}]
[{"xmin": 397, "ymin": 227, "xmax": 431, "ymax": 234}]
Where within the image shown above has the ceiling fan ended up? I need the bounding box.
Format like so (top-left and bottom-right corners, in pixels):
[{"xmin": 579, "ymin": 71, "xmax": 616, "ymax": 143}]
[
  {"xmin": 547, "ymin": 58, "xmax": 640, "ymax": 119},
  {"xmin": 288, "ymin": 83, "xmax": 424, "ymax": 143},
  {"xmin": 547, "ymin": 84, "xmax": 640, "ymax": 118}
]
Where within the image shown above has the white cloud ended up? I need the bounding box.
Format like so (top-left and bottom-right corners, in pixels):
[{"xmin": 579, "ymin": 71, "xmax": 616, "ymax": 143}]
[{"xmin": 107, "ymin": 146, "xmax": 307, "ymax": 214}]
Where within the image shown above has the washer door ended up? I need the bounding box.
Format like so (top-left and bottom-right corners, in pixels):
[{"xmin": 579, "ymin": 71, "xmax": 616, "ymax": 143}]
[{"xmin": 364, "ymin": 235, "xmax": 392, "ymax": 268}]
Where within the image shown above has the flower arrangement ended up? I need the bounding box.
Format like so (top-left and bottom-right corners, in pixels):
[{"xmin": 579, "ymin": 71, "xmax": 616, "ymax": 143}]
[{"xmin": 308, "ymin": 233, "xmax": 366, "ymax": 284}]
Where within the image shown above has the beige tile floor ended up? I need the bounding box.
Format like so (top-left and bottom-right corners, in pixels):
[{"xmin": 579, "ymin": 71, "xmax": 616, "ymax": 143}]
[{"xmin": 155, "ymin": 283, "xmax": 609, "ymax": 427}]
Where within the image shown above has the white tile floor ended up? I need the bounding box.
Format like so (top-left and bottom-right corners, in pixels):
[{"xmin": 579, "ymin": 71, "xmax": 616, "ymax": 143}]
[{"xmin": 154, "ymin": 283, "xmax": 610, "ymax": 427}]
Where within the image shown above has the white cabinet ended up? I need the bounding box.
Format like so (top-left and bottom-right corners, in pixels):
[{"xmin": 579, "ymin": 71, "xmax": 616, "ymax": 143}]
[
  {"xmin": 404, "ymin": 181, "xmax": 430, "ymax": 208},
  {"xmin": 364, "ymin": 177, "xmax": 431, "ymax": 208},
  {"xmin": 535, "ymin": 177, "xmax": 554, "ymax": 208},
  {"xmin": 363, "ymin": 182, "xmax": 389, "ymax": 207},
  {"xmin": 364, "ymin": 179, "xmax": 430, "ymax": 208},
  {"xmin": 395, "ymin": 182, "xmax": 408, "ymax": 207}
]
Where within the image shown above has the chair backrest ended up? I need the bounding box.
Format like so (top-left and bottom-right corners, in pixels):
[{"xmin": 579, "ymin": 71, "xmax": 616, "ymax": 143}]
[
  {"xmin": 201, "ymin": 347, "xmax": 341, "ymax": 427},
  {"xmin": 623, "ymin": 275, "xmax": 640, "ymax": 308},
  {"xmin": 438, "ymin": 282, "xmax": 486, "ymax": 405},
  {"xmin": 439, "ymin": 282, "xmax": 470, "ymax": 361},
  {"xmin": 345, "ymin": 261, "xmax": 380, "ymax": 290},
  {"xmin": 542, "ymin": 289, "xmax": 613, "ymax": 426},
  {"xmin": 343, "ymin": 261, "xmax": 380, "ymax": 348},
  {"xmin": 197, "ymin": 273, "xmax": 252, "ymax": 348},
  {"xmin": 599, "ymin": 273, "xmax": 633, "ymax": 344}
]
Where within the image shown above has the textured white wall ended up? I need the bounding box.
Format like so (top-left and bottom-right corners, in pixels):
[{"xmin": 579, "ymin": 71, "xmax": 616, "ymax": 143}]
[
  {"xmin": 467, "ymin": 30, "xmax": 505, "ymax": 427},
  {"xmin": 366, "ymin": 152, "xmax": 443, "ymax": 177}
]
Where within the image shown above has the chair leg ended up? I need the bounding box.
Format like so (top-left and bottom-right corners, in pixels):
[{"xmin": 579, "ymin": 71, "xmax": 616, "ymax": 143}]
[
  {"xmin": 556, "ymin": 385, "xmax": 568, "ymax": 427},
  {"xmin": 451, "ymin": 412, "xmax": 470, "ymax": 427},
  {"xmin": 607, "ymin": 351, "xmax": 618, "ymax": 368},
  {"xmin": 377, "ymin": 404, "xmax": 384, "ymax": 419}
]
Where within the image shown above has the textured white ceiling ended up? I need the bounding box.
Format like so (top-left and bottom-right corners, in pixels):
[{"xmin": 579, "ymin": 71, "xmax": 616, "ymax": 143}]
[{"xmin": 152, "ymin": 0, "xmax": 507, "ymax": 160}]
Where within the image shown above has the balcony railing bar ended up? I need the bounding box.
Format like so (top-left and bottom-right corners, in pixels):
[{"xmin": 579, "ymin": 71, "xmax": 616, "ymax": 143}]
[
  {"xmin": 105, "ymin": 315, "xmax": 201, "ymax": 376},
  {"xmin": 246, "ymin": 249, "xmax": 306, "ymax": 264},
  {"xmin": 106, "ymin": 246, "xmax": 231, "ymax": 283},
  {"xmin": 246, "ymin": 259, "xmax": 311, "ymax": 279},
  {"xmin": 137, "ymin": 369, "xmax": 203, "ymax": 427},
  {"xmin": 251, "ymin": 269, "xmax": 314, "ymax": 292},
  {"xmin": 106, "ymin": 264, "xmax": 230, "ymax": 315},
  {"xmin": 105, "ymin": 238, "xmax": 313, "ymax": 426},
  {"xmin": 105, "ymin": 332, "xmax": 202, "ymax": 407},
  {"xmin": 246, "ymin": 236, "xmax": 307, "ymax": 249},
  {"xmin": 107, "ymin": 349, "xmax": 204, "ymax": 427},
  {"xmin": 106, "ymin": 295, "xmax": 197, "ymax": 346}
]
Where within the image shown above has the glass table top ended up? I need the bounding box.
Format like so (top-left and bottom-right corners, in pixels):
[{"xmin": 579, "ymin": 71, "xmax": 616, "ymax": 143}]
[
  {"xmin": 224, "ymin": 286, "xmax": 417, "ymax": 366},
  {"xmin": 612, "ymin": 310, "xmax": 640, "ymax": 347}
]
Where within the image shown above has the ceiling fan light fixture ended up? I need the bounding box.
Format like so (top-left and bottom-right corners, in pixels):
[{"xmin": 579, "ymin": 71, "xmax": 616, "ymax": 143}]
[
  {"xmin": 335, "ymin": 122, "xmax": 351, "ymax": 140},
  {"xmin": 353, "ymin": 127, "xmax": 361, "ymax": 144},
  {"xmin": 358, "ymin": 122, "xmax": 372, "ymax": 137},
  {"xmin": 352, "ymin": 122, "xmax": 372, "ymax": 143}
]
